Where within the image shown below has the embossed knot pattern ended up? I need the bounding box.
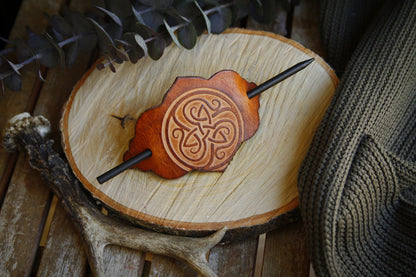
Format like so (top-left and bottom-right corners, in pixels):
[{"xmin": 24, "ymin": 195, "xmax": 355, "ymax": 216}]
[{"xmin": 162, "ymin": 88, "xmax": 244, "ymax": 171}]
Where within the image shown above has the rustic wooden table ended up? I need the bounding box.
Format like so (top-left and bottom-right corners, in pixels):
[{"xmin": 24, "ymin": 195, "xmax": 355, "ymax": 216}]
[{"xmin": 0, "ymin": 0, "xmax": 325, "ymax": 276}]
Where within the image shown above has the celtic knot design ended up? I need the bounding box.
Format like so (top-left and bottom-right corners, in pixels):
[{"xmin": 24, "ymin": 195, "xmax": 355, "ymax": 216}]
[{"xmin": 162, "ymin": 88, "xmax": 244, "ymax": 171}]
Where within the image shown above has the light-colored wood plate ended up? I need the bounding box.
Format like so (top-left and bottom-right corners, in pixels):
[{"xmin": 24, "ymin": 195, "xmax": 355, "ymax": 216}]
[{"xmin": 61, "ymin": 28, "xmax": 338, "ymax": 238}]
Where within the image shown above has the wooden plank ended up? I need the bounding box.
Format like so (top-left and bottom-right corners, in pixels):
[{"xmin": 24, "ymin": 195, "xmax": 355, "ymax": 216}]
[
  {"xmin": 0, "ymin": 0, "xmax": 68, "ymax": 275},
  {"xmin": 261, "ymin": 221, "xmax": 309, "ymax": 277},
  {"xmin": 253, "ymin": 233, "xmax": 266, "ymax": 277},
  {"xmin": 29, "ymin": 33, "xmax": 92, "ymax": 277},
  {"xmin": 32, "ymin": 55, "xmax": 92, "ymax": 130},
  {"xmin": 25, "ymin": 1, "xmax": 93, "ymax": 275},
  {"xmin": 36, "ymin": 202, "xmax": 88, "ymax": 277},
  {"xmin": 291, "ymin": 0, "xmax": 326, "ymax": 58},
  {"xmin": 0, "ymin": 0, "xmax": 65, "ymax": 205},
  {"xmin": 37, "ymin": 57, "xmax": 148, "ymax": 273},
  {"xmin": 208, "ymin": 237, "xmax": 258, "ymax": 277},
  {"xmin": 39, "ymin": 205, "xmax": 146, "ymax": 276},
  {"xmin": 148, "ymin": 255, "xmax": 197, "ymax": 277},
  {"xmin": 102, "ymin": 245, "xmax": 145, "ymax": 276},
  {"xmin": 0, "ymin": 161, "xmax": 53, "ymax": 276}
]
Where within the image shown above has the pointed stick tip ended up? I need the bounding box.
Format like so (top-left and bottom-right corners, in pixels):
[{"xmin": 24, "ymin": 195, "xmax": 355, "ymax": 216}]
[{"xmin": 301, "ymin": 57, "xmax": 315, "ymax": 67}]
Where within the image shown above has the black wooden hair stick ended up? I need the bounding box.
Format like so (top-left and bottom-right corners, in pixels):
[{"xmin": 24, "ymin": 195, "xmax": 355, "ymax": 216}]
[
  {"xmin": 247, "ymin": 58, "xmax": 314, "ymax": 99},
  {"xmin": 97, "ymin": 149, "xmax": 152, "ymax": 184}
]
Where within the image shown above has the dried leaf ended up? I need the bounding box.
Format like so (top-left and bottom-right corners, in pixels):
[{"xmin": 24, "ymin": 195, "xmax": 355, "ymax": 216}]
[
  {"xmin": 95, "ymin": 6, "xmax": 123, "ymax": 26},
  {"xmin": 3, "ymin": 71, "xmax": 22, "ymax": 91},
  {"xmin": 104, "ymin": 23, "xmax": 123, "ymax": 41},
  {"xmin": 208, "ymin": 7, "xmax": 232, "ymax": 34},
  {"xmin": 65, "ymin": 40, "xmax": 80, "ymax": 66},
  {"xmin": 148, "ymin": 37, "xmax": 165, "ymax": 60},
  {"xmin": 27, "ymin": 32, "xmax": 51, "ymax": 52},
  {"xmin": 1, "ymin": 57, "xmax": 23, "ymax": 86},
  {"xmin": 78, "ymin": 34, "xmax": 97, "ymax": 53},
  {"xmin": 15, "ymin": 38, "xmax": 34, "ymax": 63},
  {"xmin": 194, "ymin": 0, "xmax": 211, "ymax": 34},
  {"xmin": 62, "ymin": 8, "xmax": 97, "ymax": 51},
  {"xmin": 27, "ymin": 32, "xmax": 60, "ymax": 68},
  {"xmin": 132, "ymin": 5, "xmax": 146, "ymax": 24},
  {"xmin": 119, "ymin": 36, "xmax": 142, "ymax": 63},
  {"xmin": 96, "ymin": 62, "xmax": 105, "ymax": 70},
  {"xmin": 89, "ymin": 18, "xmax": 115, "ymax": 54},
  {"xmin": 115, "ymin": 48, "xmax": 129, "ymax": 62},
  {"xmin": 138, "ymin": 0, "xmax": 153, "ymax": 6},
  {"xmin": 108, "ymin": 60, "xmax": 116, "ymax": 72},
  {"xmin": 3, "ymin": 58, "xmax": 22, "ymax": 75},
  {"xmin": 163, "ymin": 19, "xmax": 182, "ymax": 48},
  {"xmin": 135, "ymin": 23, "xmax": 166, "ymax": 59},
  {"xmin": 177, "ymin": 23, "xmax": 197, "ymax": 49},
  {"xmin": 136, "ymin": 22, "xmax": 157, "ymax": 37},
  {"xmin": 115, "ymin": 39, "xmax": 129, "ymax": 47},
  {"xmin": 0, "ymin": 0, "xmax": 284, "ymax": 93},
  {"xmin": 150, "ymin": 0, "xmax": 173, "ymax": 10},
  {"xmin": 167, "ymin": 7, "xmax": 191, "ymax": 23},
  {"xmin": 134, "ymin": 34, "xmax": 148, "ymax": 56},
  {"xmin": 104, "ymin": 0, "xmax": 132, "ymax": 18},
  {"xmin": 140, "ymin": 8, "xmax": 164, "ymax": 30},
  {"xmin": 194, "ymin": 17, "xmax": 207, "ymax": 36},
  {"xmin": 174, "ymin": 2, "xmax": 204, "ymax": 35},
  {"xmin": 108, "ymin": 47, "xmax": 123, "ymax": 64},
  {"xmin": 38, "ymin": 68, "xmax": 46, "ymax": 82},
  {"xmin": 45, "ymin": 33, "xmax": 65, "ymax": 67},
  {"xmin": 50, "ymin": 14, "xmax": 73, "ymax": 41}
]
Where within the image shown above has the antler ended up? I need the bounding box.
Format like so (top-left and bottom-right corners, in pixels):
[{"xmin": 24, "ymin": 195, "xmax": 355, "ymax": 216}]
[{"xmin": 2, "ymin": 113, "xmax": 226, "ymax": 277}]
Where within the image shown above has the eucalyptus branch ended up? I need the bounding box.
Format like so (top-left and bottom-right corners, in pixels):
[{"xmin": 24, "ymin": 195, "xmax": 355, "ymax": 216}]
[
  {"xmin": 0, "ymin": 0, "xmax": 285, "ymax": 95},
  {"xmin": 204, "ymin": 3, "xmax": 234, "ymax": 15},
  {"xmin": 0, "ymin": 47, "xmax": 14, "ymax": 56},
  {"xmin": 57, "ymin": 33, "xmax": 85, "ymax": 48}
]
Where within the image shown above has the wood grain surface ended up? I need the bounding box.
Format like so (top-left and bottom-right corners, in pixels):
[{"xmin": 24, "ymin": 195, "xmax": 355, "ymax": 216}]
[
  {"xmin": 262, "ymin": 221, "xmax": 309, "ymax": 276},
  {"xmin": 62, "ymin": 28, "xmax": 337, "ymax": 237}
]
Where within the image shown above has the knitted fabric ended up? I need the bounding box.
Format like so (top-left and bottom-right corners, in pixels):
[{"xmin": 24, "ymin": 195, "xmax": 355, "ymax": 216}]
[
  {"xmin": 319, "ymin": 0, "xmax": 386, "ymax": 74},
  {"xmin": 298, "ymin": 0, "xmax": 416, "ymax": 276}
]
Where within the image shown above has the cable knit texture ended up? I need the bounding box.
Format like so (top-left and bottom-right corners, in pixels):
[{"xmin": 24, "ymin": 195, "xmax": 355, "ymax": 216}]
[{"xmin": 298, "ymin": 0, "xmax": 416, "ymax": 276}]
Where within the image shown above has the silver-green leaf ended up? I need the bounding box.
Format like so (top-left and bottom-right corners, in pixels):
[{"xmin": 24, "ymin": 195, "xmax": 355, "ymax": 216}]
[
  {"xmin": 194, "ymin": 0, "xmax": 211, "ymax": 34},
  {"xmin": 95, "ymin": 6, "xmax": 123, "ymax": 27},
  {"xmin": 163, "ymin": 19, "xmax": 182, "ymax": 48},
  {"xmin": 134, "ymin": 34, "xmax": 148, "ymax": 56}
]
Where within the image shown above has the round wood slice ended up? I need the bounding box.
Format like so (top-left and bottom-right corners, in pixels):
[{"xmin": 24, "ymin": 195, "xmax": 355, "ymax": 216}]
[{"xmin": 61, "ymin": 28, "xmax": 338, "ymax": 240}]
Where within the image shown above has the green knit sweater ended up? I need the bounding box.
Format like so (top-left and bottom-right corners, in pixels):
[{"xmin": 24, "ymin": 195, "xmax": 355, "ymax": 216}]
[{"xmin": 298, "ymin": 0, "xmax": 416, "ymax": 276}]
